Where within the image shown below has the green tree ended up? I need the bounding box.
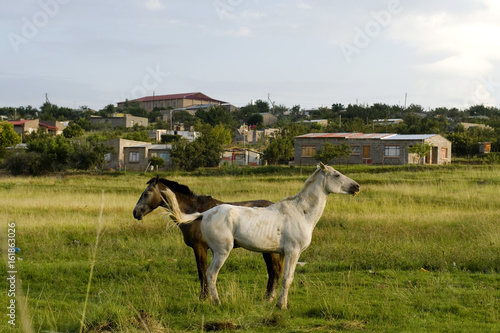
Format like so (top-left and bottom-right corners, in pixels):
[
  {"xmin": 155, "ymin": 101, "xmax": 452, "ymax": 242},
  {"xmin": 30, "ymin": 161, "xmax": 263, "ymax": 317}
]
[
  {"xmin": 170, "ymin": 125, "xmax": 231, "ymax": 171},
  {"xmin": 337, "ymin": 143, "xmax": 353, "ymax": 164},
  {"xmin": 172, "ymin": 110, "xmax": 196, "ymax": 126},
  {"xmin": 117, "ymin": 100, "xmax": 148, "ymax": 118},
  {"xmin": 123, "ymin": 130, "xmax": 150, "ymax": 142},
  {"xmin": 315, "ymin": 141, "xmax": 337, "ymax": 164},
  {"xmin": 288, "ymin": 105, "xmax": 302, "ymax": 122},
  {"xmin": 315, "ymin": 141, "xmax": 352, "ymax": 165},
  {"xmin": 263, "ymin": 137, "xmax": 294, "ymax": 165},
  {"xmin": 0, "ymin": 122, "xmax": 21, "ymax": 156},
  {"xmin": 247, "ymin": 113, "xmax": 263, "ymax": 127},
  {"xmin": 27, "ymin": 135, "xmax": 74, "ymax": 172},
  {"xmin": 39, "ymin": 102, "xmax": 76, "ymax": 121},
  {"xmin": 408, "ymin": 142, "xmax": 433, "ymax": 164},
  {"xmin": 63, "ymin": 123, "xmax": 84, "ymax": 138},
  {"xmin": 70, "ymin": 138, "xmax": 114, "ymax": 170},
  {"xmin": 254, "ymin": 100, "xmax": 270, "ymax": 113},
  {"xmin": 149, "ymin": 156, "xmax": 165, "ymax": 171},
  {"xmin": 447, "ymin": 130, "xmax": 475, "ymax": 156},
  {"xmin": 4, "ymin": 151, "xmax": 42, "ymax": 175},
  {"xmin": 195, "ymin": 106, "xmax": 236, "ymax": 128}
]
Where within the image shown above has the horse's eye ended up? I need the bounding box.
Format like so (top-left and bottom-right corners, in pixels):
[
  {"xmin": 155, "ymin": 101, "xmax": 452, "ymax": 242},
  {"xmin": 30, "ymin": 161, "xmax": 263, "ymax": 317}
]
[{"xmin": 334, "ymin": 173, "xmax": 340, "ymax": 178}]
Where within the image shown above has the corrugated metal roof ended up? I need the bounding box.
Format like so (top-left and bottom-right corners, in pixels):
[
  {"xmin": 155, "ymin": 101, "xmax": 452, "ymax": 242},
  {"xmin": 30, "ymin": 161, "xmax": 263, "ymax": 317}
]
[
  {"xmin": 351, "ymin": 133, "xmax": 396, "ymax": 139},
  {"xmin": 382, "ymin": 134, "xmax": 436, "ymax": 140},
  {"xmin": 295, "ymin": 132, "xmax": 440, "ymax": 141},
  {"xmin": 295, "ymin": 132, "xmax": 362, "ymax": 139}
]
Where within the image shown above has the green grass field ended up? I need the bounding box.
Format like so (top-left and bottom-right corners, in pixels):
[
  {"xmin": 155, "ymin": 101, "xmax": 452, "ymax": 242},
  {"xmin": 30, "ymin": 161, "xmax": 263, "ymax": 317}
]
[{"xmin": 1, "ymin": 165, "xmax": 499, "ymax": 332}]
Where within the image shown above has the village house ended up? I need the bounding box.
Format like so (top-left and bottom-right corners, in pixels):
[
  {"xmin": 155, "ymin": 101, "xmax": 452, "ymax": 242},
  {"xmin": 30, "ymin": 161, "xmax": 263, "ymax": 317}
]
[
  {"xmin": 261, "ymin": 113, "xmax": 278, "ymax": 127},
  {"xmin": 90, "ymin": 114, "xmax": 148, "ymax": 129},
  {"xmin": 10, "ymin": 119, "xmax": 40, "ymax": 136},
  {"xmin": 148, "ymin": 129, "xmax": 200, "ymax": 143},
  {"xmin": 123, "ymin": 144, "xmax": 172, "ymax": 171},
  {"xmin": 221, "ymin": 148, "xmax": 263, "ymax": 166},
  {"xmin": 294, "ymin": 132, "xmax": 452, "ymax": 166},
  {"xmin": 9, "ymin": 119, "xmax": 66, "ymax": 138},
  {"xmin": 103, "ymin": 138, "xmax": 150, "ymax": 170},
  {"xmin": 234, "ymin": 126, "xmax": 280, "ymax": 145},
  {"xmin": 118, "ymin": 92, "xmax": 226, "ymax": 112}
]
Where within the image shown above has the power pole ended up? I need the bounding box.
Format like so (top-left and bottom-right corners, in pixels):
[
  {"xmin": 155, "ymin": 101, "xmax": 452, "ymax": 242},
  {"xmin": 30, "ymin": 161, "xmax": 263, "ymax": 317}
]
[{"xmin": 267, "ymin": 93, "xmax": 275, "ymax": 114}]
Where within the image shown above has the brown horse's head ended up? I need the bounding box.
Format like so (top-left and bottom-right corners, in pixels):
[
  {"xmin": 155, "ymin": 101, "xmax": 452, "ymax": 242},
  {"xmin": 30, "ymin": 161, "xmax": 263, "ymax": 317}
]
[
  {"xmin": 133, "ymin": 176, "xmax": 202, "ymax": 220},
  {"xmin": 133, "ymin": 176, "xmax": 164, "ymax": 220}
]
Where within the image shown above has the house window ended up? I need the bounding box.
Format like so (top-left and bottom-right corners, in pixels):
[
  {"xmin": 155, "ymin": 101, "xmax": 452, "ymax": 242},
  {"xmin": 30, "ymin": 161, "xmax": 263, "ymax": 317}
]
[
  {"xmin": 129, "ymin": 151, "xmax": 140, "ymax": 162},
  {"xmin": 384, "ymin": 145, "xmax": 400, "ymax": 157},
  {"xmin": 130, "ymin": 120, "xmax": 134, "ymax": 127},
  {"xmin": 302, "ymin": 145, "xmax": 316, "ymax": 157},
  {"xmin": 160, "ymin": 153, "xmax": 170, "ymax": 162},
  {"xmin": 104, "ymin": 153, "xmax": 111, "ymax": 162},
  {"xmin": 351, "ymin": 145, "xmax": 361, "ymax": 155},
  {"xmin": 441, "ymin": 148, "xmax": 448, "ymax": 159}
]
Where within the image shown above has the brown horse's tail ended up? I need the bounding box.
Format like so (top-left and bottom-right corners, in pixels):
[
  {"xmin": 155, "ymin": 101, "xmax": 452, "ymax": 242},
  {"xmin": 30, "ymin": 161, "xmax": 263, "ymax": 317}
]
[{"xmin": 161, "ymin": 188, "xmax": 201, "ymax": 224}]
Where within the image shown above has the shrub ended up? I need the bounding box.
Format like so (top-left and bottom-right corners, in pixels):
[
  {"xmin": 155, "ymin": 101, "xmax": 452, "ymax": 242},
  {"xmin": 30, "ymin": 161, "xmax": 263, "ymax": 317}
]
[{"xmin": 4, "ymin": 150, "xmax": 44, "ymax": 175}]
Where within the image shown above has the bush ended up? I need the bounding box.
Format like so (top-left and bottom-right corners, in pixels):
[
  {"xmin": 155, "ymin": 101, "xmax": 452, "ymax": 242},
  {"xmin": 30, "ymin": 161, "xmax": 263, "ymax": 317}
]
[
  {"xmin": 5, "ymin": 151, "xmax": 44, "ymax": 175},
  {"xmin": 149, "ymin": 156, "xmax": 165, "ymax": 171}
]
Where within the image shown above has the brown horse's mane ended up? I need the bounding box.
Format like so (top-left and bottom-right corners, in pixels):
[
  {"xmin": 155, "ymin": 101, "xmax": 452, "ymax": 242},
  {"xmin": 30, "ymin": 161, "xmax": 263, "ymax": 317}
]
[{"xmin": 147, "ymin": 177, "xmax": 215, "ymax": 201}]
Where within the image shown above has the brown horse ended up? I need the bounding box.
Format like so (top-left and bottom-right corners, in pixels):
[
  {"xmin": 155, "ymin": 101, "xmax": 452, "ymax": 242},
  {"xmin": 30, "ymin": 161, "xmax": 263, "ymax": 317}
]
[{"xmin": 133, "ymin": 176, "xmax": 284, "ymax": 301}]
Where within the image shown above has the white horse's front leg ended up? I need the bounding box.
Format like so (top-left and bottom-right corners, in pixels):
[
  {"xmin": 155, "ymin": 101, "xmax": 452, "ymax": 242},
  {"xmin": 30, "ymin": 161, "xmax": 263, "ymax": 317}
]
[
  {"xmin": 206, "ymin": 249, "xmax": 231, "ymax": 305},
  {"xmin": 276, "ymin": 251, "xmax": 299, "ymax": 310}
]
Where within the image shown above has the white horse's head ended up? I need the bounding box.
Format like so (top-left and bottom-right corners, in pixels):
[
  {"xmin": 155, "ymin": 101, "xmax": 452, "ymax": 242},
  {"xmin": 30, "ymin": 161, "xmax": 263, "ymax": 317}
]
[{"xmin": 318, "ymin": 162, "xmax": 360, "ymax": 195}]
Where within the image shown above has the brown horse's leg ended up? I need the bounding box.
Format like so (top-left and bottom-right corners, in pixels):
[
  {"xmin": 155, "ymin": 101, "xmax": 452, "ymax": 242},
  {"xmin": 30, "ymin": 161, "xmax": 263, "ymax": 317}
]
[
  {"xmin": 193, "ymin": 244, "xmax": 209, "ymax": 300},
  {"xmin": 263, "ymin": 252, "xmax": 284, "ymax": 302}
]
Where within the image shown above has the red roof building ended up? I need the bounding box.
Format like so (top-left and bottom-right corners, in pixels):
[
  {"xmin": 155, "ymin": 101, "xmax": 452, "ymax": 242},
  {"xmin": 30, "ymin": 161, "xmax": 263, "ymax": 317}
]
[
  {"xmin": 117, "ymin": 92, "xmax": 227, "ymax": 112},
  {"xmin": 9, "ymin": 119, "xmax": 39, "ymax": 136}
]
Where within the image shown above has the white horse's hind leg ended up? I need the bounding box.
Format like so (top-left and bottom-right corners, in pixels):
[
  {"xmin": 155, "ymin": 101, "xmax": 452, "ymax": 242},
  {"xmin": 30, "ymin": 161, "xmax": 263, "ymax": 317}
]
[
  {"xmin": 276, "ymin": 251, "xmax": 300, "ymax": 310},
  {"xmin": 206, "ymin": 249, "xmax": 231, "ymax": 305}
]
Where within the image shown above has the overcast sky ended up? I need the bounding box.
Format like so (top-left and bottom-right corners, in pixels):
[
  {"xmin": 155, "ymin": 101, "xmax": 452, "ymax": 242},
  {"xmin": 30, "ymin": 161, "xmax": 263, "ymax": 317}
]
[{"xmin": 2, "ymin": 0, "xmax": 500, "ymax": 111}]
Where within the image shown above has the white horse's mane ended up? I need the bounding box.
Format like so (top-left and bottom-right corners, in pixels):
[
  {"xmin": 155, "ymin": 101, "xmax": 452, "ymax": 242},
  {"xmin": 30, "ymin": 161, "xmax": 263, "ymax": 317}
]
[{"xmin": 280, "ymin": 167, "xmax": 324, "ymax": 202}]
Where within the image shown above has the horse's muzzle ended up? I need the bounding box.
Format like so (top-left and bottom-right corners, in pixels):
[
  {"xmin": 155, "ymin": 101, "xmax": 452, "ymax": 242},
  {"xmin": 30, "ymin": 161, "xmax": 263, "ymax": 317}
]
[
  {"xmin": 133, "ymin": 209, "xmax": 143, "ymax": 220},
  {"xmin": 350, "ymin": 183, "xmax": 360, "ymax": 196}
]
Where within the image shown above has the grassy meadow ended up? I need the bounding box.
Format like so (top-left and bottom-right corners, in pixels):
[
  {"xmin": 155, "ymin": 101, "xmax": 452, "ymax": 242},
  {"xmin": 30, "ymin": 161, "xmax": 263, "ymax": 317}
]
[{"xmin": 1, "ymin": 165, "xmax": 499, "ymax": 332}]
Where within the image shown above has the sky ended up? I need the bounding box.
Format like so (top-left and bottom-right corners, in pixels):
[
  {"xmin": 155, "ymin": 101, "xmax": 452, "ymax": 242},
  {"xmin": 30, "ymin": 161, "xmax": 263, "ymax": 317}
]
[{"xmin": 2, "ymin": 0, "xmax": 500, "ymax": 112}]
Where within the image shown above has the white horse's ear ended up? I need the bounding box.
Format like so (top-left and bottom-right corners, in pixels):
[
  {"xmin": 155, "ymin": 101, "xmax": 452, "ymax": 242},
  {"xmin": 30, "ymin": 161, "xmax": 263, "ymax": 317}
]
[{"xmin": 319, "ymin": 162, "xmax": 327, "ymax": 170}]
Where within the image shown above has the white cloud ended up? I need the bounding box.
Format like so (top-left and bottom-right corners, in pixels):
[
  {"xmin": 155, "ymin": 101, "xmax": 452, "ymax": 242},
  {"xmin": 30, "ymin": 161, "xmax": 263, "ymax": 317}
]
[
  {"xmin": 222, "ymin": 26, "xmax": 254, "ymax": 37},
  {"xmin": 386, "ymin": 3, "xmax": 500, "ymax": 78},
  {"xmin": 421, "ymin": 54, "xmax": 493, "ymax": 78},
  {"xmin": 297, "ymin": 2, "xmax": 312, "ymax": 10},
  {"xmin": 145, "ymin": 0, "xmax": 166, "ymax": 11}
]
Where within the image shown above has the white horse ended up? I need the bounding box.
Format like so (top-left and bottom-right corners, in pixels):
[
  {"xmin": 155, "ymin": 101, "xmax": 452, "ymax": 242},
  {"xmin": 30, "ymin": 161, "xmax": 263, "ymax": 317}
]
[{"xmin": 165, "ymin": 163, "xmax": 360, "ymax": 309}]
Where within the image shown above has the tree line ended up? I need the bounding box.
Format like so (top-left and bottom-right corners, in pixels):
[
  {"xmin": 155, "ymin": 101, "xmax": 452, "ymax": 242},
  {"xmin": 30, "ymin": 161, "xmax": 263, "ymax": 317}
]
[{"xmin": 1, "ymin": 100, "xmax": 499, "ymax": 174}]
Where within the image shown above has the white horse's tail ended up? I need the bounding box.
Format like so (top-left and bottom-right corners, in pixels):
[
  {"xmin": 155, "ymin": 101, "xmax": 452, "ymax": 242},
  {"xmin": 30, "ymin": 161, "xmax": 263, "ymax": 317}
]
[{"xmin": 161, "ymin": 188, "xmax": 201, "ymax": 224}]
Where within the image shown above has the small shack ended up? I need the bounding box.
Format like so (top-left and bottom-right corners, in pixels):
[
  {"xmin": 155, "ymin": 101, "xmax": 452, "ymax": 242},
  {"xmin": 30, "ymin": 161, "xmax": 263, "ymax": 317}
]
[{"xmin": 221, "ymin": 148, "xmax": 263, "ymax": 166}]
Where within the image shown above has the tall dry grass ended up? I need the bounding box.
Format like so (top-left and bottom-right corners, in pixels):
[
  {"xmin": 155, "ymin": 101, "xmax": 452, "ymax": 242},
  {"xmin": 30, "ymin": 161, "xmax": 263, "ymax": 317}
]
[{"xmin": 0, "ymin": 166, "xmax": 499, "ymax": 332}]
